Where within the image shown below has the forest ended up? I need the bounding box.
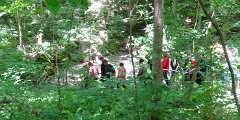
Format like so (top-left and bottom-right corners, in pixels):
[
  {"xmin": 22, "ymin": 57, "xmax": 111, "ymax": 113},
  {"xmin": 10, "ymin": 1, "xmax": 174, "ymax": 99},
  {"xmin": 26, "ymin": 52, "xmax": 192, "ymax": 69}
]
[{"xmin": 0, "ymin": 0, "xmax": 240, "ymax": 119}]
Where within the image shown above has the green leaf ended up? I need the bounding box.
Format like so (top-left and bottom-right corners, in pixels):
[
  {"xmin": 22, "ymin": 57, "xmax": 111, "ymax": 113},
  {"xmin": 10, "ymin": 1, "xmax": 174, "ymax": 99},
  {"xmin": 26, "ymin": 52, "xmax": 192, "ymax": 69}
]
[
  {"xmin": 237, "ymin": 65, "xmax": 240, "ymax": 70},
  {"xmin": 73, "ymin": 0, "xmax": 81, "ymax": 5},
  {"xmin": 233, "ymin": 21, "xmax": 240, "ymax": 27},
  {"xmin": 71, "ymin": 0, "xmax": 90, "ymax": 7},
  {"xmin": 44, "ymin": 0, "xmax": 60, "ymax": 15},
  {"xmin": 0, "ymin": 49, "xmax": 4, "ymax": 57},
  {"xmin": 81, "ymin": 0, "xmax": 90, "ymax": 7},
  {"xmin": 147, "ymin": 68, "xmax": 152, "ymax": 74},
  {"xmin": 0, "ymin": 0, "xmax": 6, "ymax": 4}
]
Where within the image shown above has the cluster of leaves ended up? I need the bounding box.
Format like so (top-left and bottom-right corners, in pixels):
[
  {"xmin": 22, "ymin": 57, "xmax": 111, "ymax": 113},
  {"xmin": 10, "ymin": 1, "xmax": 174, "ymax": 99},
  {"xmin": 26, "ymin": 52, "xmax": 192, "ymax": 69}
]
[
  {"xmin": 0, "ymin": 0, "xmax": 89, "ymax": 15},
  {"xmin": 0, "ymin": 78, "xmax": 238, "ymax": 119},
  {"xmin": 0, "ymin": 32, "xmax": 44, "ymax": 85},
  {"xmin": 0, "ymin": 0, "xmax": 91, "ymax": 85},
  {"xmin": 0, "ymin": 0, "xmax": 240, "ymax": 119}
]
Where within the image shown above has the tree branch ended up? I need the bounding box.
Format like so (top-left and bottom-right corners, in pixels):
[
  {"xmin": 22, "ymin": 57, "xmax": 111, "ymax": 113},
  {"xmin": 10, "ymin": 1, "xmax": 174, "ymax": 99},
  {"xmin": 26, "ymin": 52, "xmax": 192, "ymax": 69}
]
[{"xmin": 198, "ymin": 0, "xmax": 240, "ymax": 117}]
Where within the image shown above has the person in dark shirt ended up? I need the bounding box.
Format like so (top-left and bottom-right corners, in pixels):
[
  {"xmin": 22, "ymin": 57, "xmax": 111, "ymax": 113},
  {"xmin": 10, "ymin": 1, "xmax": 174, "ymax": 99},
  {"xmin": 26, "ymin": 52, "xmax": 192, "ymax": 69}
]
[
  {"xmin": 196, "ymin": 57, "xmax": 208, "ymax": 85},
  {"xmin": 137, "ymin": 58, "xmax": 146, "ymax": 80},
  {"xmin": 100, "ymin": 57, "xmax": 106, "ymax": 77},
  {"xmin": 171, "ymin": 58, "xmax": 179, "ymax": 76},
  {"xmin": 102, "ymin": 59, "xmax": 116, "ymax": 78}
]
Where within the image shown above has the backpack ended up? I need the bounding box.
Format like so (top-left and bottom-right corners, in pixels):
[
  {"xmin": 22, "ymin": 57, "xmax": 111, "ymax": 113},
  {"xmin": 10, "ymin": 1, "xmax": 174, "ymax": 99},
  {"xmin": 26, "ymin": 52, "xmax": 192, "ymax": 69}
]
[
  {"xmin": 171, "ymin": 59, "xmax": 178, "ymax": 70},
  {"xmin": 90, "ymin": 66, "xmax": 99, "ymax": 75}
]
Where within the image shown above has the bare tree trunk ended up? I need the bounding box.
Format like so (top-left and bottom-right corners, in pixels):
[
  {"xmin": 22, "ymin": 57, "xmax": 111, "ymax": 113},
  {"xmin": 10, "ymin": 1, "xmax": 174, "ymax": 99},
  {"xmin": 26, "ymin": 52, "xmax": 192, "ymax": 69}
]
[
  {"xmin": 57, "ymin": 75, "xmax": 62, "ymax": 120},
  {"xmin": 205, "ymin": 12, "xmax": 215, "ymax": 35},
  {"xmin": 151, "ymin": 2, "xmax": 165, "ymax": 119},
  {"xmin": 186, "ymin": 1, "xmax": 203, "ymax": 100},
  {"xmin": 172, "ymin": 0, "xmax": 176, "ymax": 14},
  {"xmin": 194, "ymin": 1, "xmax": 202, "ymax": 30},
  {"xmin": 51, "ymin": 18, "xmax": 63, "ymax": 120},
  {"xmin": 185, "ymin": 67, "xmax": 198, "ymax": 101},
  {"xmin": 129, "ymin": 0, "xmax": 138, "ymax": 78},
  {"xmin": 198, "ymin": 0, "xmax": 240, "ymax": 117},
  {"xmin": 16, "ymin": 1, "xmax": 24, "ymax": 49},
  {"xmin": 153, "ymin": 0, "xmax": 164, "ymax": 85},
  {"xmin": 129, "ymin": 0, "xmax": 139, "ymax": 119}
]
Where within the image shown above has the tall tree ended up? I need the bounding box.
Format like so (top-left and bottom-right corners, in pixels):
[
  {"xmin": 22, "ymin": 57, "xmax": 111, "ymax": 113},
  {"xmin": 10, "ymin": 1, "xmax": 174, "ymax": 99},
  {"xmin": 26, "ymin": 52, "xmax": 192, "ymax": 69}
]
[
  {"xmin": 129, "ymin": 0, "xmax": 139, "ymax": 119},
  {"xmin": 198, "ymin": 0, "xmax": 240, "ymax": 117},
  {"xmin": 16, "ymin": 0, "xmax": 24, "ymax": 49},
  {"xmin": 172, "ymin": 0, "xmax": 176, "ymax": 14},
  {"xmin": 153, "ymin": 0, "xmax": 164, "ymax": 85},
  {"xmin": 129, "ymin": 0, "xmax": 138, "ymax": 78}
]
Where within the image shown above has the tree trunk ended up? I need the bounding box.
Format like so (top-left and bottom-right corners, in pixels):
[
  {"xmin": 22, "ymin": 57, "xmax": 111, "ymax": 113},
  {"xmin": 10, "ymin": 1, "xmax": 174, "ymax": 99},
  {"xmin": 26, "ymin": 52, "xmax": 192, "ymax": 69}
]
[
  {"xmin": 153, "ymin": 0, "xmax": 164, "ymax": 85},
  {"xmin": 129, "ymin": 0, "xmax": 138, "ymax": 78},
  {"xmin": 186, "ymin": 1, "xmax": 203, "ymax": 99},
  {"xmin": 198, "ymin": 0, "xmax": 240, "ymax": 117},
  {"xmin": 172, "ymin": 0, "xmax": 176, "ymax": 14},
  {"xmin": 205, "ymin": 12, "xmax": 215, "ymax": 35},
  {"xmin": 194, "ymin": 1, "xmax": 202, "ymax": 30},
  {"xmin": 16, "ymin": 1, "xmax": 24, "ymax": 50},
  {"xmin": 129, "ymin": 0, "xmax": 139, "ymax": 119}
]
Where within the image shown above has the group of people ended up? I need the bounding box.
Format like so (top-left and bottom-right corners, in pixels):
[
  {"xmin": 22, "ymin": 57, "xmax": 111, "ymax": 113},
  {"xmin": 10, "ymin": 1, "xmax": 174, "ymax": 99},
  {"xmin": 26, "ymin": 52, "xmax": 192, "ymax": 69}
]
[
  {"xmin": 137, "ymin": 52, "xmax": 207, "ymax": 86},
  {"xmin": 136, "ymin": 54, "xmax": 179, "ymax": 85},
  {"xmin": 85, "ymin": 57, "xmax": 127, "ymax": 81},
  {"xmin": 162, "ymin": 52, "xmax": 207, "ymax": 85},
  {"xmin": 84, "ymin": 52, "xmax": 207, "ymax": 86}
]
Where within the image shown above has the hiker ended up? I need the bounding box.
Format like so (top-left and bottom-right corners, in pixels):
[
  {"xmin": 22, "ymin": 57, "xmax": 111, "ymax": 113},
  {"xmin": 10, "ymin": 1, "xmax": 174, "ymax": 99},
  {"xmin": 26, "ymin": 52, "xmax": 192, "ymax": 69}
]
[
  {"xmin": 117, "ymin": 62, "xmax": 126, "ymax": 80},
  {"xmin": 100, "ymin": 57, "xmax": 106, "ymax": 78},
  {"xmin": 99, "ymin": 56, "xmax": 104, "ymax": 62},
  {"xmin": 137, "ymin": 58, "xmax": 146, "ymax": 80},
  {"xmin": 88, "ymin": 62, "xmax": 99, "ymax": 80},
  {"xmin": 196, "ymin": 56, "xmax": 208, "ymax": 85},
  {"xmin": 116, "ymin": 62, "xmax": 127, "ymax": 88},
  {"xmin": 102, "ymin": 59, "xmax": 116, "ymax": 78},
  {"xmin": 184, "ymin": 51, "xmax": 195, "ymax": 81},
  {"xmin": 162, "ymin": 53, "xmax": 170, "ymax": 85},
  {"xmin": 184, "ymin": 52, "xmax": 206, "ymax": 85},
  {"xmin": 171, "ymin": 58, "xmax": 179, "ymax": 76}
]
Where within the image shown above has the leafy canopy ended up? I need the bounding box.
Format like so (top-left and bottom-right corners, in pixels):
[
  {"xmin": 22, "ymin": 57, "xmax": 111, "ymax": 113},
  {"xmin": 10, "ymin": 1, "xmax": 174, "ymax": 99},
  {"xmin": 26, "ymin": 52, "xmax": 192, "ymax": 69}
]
[{"xmin": 44, "ymin": 0, "xmax": 61, "ymax": 15}]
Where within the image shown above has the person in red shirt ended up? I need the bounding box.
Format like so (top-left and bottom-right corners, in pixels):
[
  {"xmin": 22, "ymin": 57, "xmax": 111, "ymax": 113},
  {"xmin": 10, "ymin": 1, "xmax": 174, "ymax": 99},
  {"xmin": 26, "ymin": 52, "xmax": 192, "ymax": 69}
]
[
  {"xmin": 187, "ymin": 51, "xmax": 197, "ymax": 67},
  {"xmin": 117, "ymin": 62, "xmax": 126, "ymax": 80},
  {"xmin": 162, "ymin": 53, "xmax": 170, "ymax": 85}
]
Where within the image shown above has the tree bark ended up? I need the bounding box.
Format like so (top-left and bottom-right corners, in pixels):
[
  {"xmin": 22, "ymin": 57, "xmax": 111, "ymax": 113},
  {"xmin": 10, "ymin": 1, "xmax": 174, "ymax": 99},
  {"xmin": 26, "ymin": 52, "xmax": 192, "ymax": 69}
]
[
  {"xmin": 198, "ymin": 0, "xmax": 240, "ymax": 117},
  {"xmin": 153, "ymin": 0, "xmax": 164, "ymax": 85},
  {"xmin": 16, "ymin": 1, "xmax": 24, "ymax": 50},
  {"xmin": 186, "ymin": 1, "xmax": 203, "ymax": 100},
  {"xmin": 185, "ymin": 67, "xmax": 198, "ymax": 101},
  {"xmin": 172, "ymin": 0, "xmax": 176, "ymax": 14},
  {"xmin": 205, "ymin": 12, "xmax": 215, "ymax": 35},
  {"xmin": 129, "ymin": 0, "xmax": 139, "ymax": 119},
  {"xmin": 129, "ymin": 0, "xmax": 138, "ymax": 79},
  {"xmin": 194, "ymin": 1, "xmax": 202, "ymax": 30}
]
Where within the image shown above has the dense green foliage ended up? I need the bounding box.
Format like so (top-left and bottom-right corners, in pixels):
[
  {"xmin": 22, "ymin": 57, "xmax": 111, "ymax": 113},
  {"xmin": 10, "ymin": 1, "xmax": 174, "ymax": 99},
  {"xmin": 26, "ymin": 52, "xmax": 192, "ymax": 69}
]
[
  {"xmin": 0, "ymin": 0, "xmax": 240, "ymax": 119},
  {"xmin": 1, "ymin": 79, "xmax": 239, "ymax": 119}
]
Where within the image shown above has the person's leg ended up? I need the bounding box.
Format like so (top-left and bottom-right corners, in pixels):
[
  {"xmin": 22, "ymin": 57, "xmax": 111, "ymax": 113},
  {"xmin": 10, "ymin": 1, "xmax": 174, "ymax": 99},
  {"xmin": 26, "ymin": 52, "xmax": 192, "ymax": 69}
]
[
  {"xmin": 163, "ymin": 71, "xmax": 170, "ymax": 85},
  {"xmin": 196, "ymin": 72, "xmax": 203, "ymax": 85}
]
